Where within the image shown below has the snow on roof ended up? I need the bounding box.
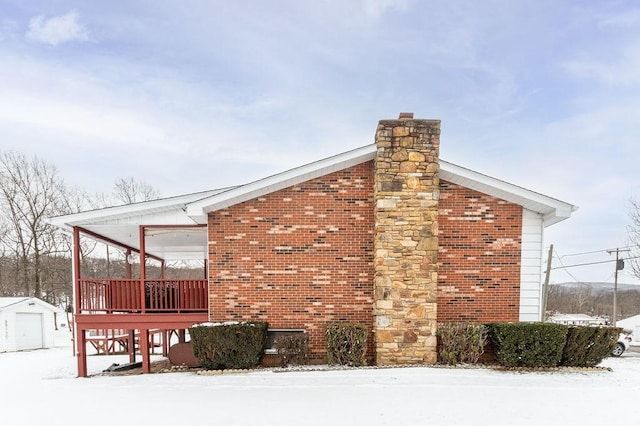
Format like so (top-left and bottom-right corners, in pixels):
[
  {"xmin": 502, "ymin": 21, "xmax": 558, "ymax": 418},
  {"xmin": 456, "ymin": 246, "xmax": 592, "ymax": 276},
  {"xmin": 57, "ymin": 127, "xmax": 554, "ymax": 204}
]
[
  {"xmin": 0, "ymin": 296, "xmax": 61, "ymax": 312},
  {"xmin": 0, "ymin": 297, "xmax": 30, "ymax": 309}
]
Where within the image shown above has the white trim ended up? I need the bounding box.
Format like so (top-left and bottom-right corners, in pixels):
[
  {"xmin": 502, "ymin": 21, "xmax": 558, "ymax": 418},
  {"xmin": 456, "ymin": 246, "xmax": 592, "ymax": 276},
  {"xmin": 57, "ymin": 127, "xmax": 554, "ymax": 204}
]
[
  {"xmin": 47, "ymin": 188, "xmax": 234, "ymax": 230},
  {"xmin": 185, "ymin": 145, "xmax": 377, "ymax": 222},
  {"xmin": 439, "ymin": 161, "xmax": 577, "ymax": 227},
  {"xmin": 183, "ymin": 145, "xmax": 576, "ymax": 225},
  {"xmin": 47, "ymin": 144, "xmax": 576, "ymax": 250}
]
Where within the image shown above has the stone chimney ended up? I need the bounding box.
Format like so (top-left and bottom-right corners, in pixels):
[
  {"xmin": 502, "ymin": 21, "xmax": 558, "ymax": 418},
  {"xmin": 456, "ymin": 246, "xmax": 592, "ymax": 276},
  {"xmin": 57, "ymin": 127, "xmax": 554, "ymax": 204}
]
[{"xmin": 373, "ymin": 113, "xmax": 440, "ymax": 365}]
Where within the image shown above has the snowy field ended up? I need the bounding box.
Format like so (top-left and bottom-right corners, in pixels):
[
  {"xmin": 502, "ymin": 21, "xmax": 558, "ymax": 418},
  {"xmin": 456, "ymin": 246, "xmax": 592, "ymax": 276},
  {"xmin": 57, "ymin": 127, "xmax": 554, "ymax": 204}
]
[{"xmin": 2, "ymin": 330, "xmax": 640, "ymax": 426}]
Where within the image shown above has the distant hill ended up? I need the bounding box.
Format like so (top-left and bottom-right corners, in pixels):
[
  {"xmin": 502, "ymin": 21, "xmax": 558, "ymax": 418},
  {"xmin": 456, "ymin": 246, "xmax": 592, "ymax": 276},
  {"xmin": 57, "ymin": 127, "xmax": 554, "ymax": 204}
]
[{"xmin": 551, "ymin": 282, "xmax": 640, "ymax": 293}]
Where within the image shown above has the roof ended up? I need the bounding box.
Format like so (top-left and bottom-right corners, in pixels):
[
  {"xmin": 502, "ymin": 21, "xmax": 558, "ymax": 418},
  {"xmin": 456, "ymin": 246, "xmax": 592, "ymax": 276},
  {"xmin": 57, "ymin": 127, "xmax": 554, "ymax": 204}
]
[
  {"xmin": 617, "ymin": 314, "xmax": 640, "ymax": 329},
  {"xmin": 48, "ymin": 143, "xmax": 576, "ymax": 260},
  {"xmin": 0, "ymin": 297, "xmax": 61, "ymax": 312},
  {"xmin": 550, "ymin": 313, "xmax": 602, "ymax": 321}
]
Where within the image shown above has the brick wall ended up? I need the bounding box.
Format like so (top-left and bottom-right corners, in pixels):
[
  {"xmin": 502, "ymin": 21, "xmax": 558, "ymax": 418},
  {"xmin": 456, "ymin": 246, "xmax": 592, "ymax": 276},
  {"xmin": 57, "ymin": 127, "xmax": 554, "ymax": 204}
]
[
  {"xmin": 208, "ymin": 162, "xmax": 375, "ymax": 362},
  {"xmin": 437, "ymin": 180, "xmax": 523, "ymax": 322},
  {"xmin": 207, "ymin": 162, "xmax": 526, "ymax": 363}
]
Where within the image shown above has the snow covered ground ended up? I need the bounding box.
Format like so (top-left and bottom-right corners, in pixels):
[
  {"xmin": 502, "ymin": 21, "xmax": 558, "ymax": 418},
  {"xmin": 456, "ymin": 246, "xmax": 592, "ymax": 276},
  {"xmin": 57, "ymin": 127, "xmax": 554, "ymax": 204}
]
[{"xmin": 2, "ymin": 329, "xmax": 640, "ymax": 426}]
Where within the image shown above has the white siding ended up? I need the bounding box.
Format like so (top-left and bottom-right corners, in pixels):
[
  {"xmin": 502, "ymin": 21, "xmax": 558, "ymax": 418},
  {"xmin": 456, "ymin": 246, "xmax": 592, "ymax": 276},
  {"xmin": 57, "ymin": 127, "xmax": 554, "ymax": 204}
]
[
  {"xmin": 519, "ymin": 209, "xmax": 544, "ymax": 321},
  {"xmin": 0, "ymin": 314, "xmax": 7, "ymax": 352}
]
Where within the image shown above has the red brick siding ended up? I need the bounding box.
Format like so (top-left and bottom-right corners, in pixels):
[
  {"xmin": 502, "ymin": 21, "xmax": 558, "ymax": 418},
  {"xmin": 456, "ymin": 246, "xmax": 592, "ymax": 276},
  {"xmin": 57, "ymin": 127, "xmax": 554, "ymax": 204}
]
[
  {"xmin": 208, "ymin": 162, "xmax": 375, "ymax": 361},
  {"xmin": 437, "ymin": 180, "xmax": 522, "ymax": 322}
]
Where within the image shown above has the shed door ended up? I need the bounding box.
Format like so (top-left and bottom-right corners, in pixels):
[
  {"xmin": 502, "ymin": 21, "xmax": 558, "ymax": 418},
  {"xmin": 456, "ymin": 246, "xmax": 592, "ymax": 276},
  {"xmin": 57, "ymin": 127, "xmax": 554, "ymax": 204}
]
[{"xmin": 15, "ymin": 313, "xmax": 43, "ymax": 350}]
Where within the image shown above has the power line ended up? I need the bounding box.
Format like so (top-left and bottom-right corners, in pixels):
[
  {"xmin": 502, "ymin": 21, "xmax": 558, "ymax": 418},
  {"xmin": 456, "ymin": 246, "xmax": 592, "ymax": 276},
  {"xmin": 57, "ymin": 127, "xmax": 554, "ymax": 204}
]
[
  {"xmin": 551, "ymin": 258, "xmax": 617, "ymax": 270},
  {"xmin": 550, "ymin": 255, "xmax": 640, "ymax": 270},
  {"xmin": 557, "ymin": 249, "xmax": 611, "ymax": 258},
  {"xmin": 554, "ymin": 246, "xmax": 635, "ymax": 258},
  {"xmin": 552, "ymin": 250, "xmax": 586, "ymax": 282}
]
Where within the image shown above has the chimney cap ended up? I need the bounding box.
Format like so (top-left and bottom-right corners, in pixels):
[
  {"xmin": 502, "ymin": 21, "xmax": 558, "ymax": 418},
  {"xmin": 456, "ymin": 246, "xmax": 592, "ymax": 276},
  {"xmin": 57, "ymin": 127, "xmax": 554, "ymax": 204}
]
[{"xmin": 398, "ymin": 112, "xmax": 414, "ymax": 120}]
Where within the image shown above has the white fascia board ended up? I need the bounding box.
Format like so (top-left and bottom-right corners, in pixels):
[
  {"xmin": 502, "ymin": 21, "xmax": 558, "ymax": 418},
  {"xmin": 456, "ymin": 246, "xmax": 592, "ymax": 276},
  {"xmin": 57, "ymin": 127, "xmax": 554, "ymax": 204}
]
[
  {"xmin": 186, "ymin": 145, "xmax": 377, "ymax": 221},
  {"xmin": 49, "ymin": 145, "xmax": 576, "ymax": 230},
  {"xmin": 0, "ymin": 297, "xmax": 30, "ymax": 310},
  {"xmin": 440, "ymin": 160, "xmax": 577, "ymax": 226},
  {"xmin": 47, "ymin": 188, "xmax": 231, "ymax": 231}
]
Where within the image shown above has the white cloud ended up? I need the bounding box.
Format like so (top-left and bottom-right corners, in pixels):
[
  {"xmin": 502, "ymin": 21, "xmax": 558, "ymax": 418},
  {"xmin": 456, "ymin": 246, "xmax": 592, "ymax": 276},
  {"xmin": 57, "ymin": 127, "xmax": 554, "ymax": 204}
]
[
  {"xmin": 361, "ymin": 0, "xmax": 409, "ymax": 20},
  {"xmin": 563, "ymin": 41, "xmax": 640, "ymax": 86},
  {"xmin": 597, "ymin": 8, "xmax": 640, "ymax": 29},
  {"xmin": 26, "ymin": 10, "xmax": 88, "ymax": 46},
  {"xmin": 0, "ymin": 90, "xmax": 165, "ymax": 146}
]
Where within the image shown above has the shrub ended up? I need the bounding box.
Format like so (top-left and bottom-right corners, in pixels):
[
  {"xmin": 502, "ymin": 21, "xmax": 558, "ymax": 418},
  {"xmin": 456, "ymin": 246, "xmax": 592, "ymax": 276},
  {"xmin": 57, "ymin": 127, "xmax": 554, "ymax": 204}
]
[
  {"xmin": 189, "ymin": 321, "xmax": 268, "ymax": 370},
  {"xmin": 437, "ymin": 322, "xmax": 488, "ymax": 365},
  {"xmin": 325, "ymin": 321, "xmax": 368, "ymax": 367},
  {"xmin": 275, "ymin": 333, "xmax": 309, "ymax": 367},
  {"xmin": 561, "ymin": 326, "xmax": 622, "ymax": 367},
  {"xmin": 488, "ymin": 322, "xmax": 568, "ymax": 368}
]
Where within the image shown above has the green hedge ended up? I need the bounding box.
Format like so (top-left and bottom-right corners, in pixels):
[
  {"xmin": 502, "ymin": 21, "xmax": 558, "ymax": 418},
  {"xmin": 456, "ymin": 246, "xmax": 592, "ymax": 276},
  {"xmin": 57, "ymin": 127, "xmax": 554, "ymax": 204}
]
[
  {"xmin": 488, "ymin": 322, "xmax": 568, "ymax": 368},
  {"xmin": 325, "ymin": 321, "xmax": 368, "ymax": 367},
  {"xmin": 561, "ymin": 326, "xmax": 622, "ymax": 367},
  {"xmin": 189, "ymin": 321, "xmax": 268, "ymax": 370},
  {"xmin": 437, "ymin": 322, "xmax": 487, "ymax": 365}
]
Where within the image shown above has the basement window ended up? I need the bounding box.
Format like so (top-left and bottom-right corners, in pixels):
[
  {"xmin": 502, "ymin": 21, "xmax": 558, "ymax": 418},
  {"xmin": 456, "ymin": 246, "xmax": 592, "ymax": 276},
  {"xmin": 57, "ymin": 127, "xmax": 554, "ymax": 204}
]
[{"xmin": 264, "ymin": 329, "xmax": 306, "ymax": 354}]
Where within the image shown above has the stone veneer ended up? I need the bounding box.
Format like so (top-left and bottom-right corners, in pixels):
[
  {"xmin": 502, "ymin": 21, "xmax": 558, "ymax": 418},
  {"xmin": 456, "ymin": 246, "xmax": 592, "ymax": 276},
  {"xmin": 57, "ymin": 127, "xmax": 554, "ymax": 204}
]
[{"xmin": 373, "ymin": 113, "xmax": 440, "ymax": 365}]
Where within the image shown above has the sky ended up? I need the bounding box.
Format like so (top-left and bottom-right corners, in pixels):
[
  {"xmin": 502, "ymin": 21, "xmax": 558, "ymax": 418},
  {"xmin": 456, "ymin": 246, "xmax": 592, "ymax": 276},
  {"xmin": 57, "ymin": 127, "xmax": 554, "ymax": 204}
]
[
  {"xmin": 1, "ymin": 329, "xmax": 640, "ymax": 425},
  {"xmin": 1, "ymin": 1, "xmax": 640, "ymax": 285}
]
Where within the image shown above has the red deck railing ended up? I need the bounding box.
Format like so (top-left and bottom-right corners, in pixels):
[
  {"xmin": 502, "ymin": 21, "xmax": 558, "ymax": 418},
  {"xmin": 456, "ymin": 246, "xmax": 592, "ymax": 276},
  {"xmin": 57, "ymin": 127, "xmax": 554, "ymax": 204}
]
[{"xmin": 78, "ymin": 279, "xmax": 208, "ymax": 313}]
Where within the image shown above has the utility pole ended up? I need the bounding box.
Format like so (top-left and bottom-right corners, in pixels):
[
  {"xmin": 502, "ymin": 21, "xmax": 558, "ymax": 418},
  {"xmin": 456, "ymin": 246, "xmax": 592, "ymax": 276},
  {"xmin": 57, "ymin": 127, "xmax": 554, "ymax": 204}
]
[
  {"xmin": 606, "ymin": 247, "xmax": 630, "ymax": 327},
  {"xmin": 542, "ymin": 244, "xmax": 553, "ymax": 322}
]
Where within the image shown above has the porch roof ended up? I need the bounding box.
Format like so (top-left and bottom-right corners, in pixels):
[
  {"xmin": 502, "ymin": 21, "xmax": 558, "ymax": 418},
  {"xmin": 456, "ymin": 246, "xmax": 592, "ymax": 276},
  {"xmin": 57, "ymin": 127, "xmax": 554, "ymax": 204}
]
[{"xmin": 48, "ymin": 144, "xmax": 576, "ymax": 260}]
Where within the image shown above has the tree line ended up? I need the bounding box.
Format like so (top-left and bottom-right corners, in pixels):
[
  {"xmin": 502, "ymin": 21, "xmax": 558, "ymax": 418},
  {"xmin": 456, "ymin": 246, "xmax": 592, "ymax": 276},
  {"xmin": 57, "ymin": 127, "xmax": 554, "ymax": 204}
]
[
  {"xmin": 0, "ymin": 150, "xmax": 160, "ymax": 307},
  {"xmin": 547, "ymin": 284, "xmax": 640, "ymax": 321}
]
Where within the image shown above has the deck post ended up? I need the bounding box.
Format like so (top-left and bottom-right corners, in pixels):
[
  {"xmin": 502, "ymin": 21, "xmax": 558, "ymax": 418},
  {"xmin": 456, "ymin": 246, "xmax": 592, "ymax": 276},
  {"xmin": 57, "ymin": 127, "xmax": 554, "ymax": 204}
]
[
  {"xmin": 72, "ymin": 227, "xmax": 82, "ymax": 314},
  {"xmin": 140, "ymin": 328, "xmax": 151, "ymax": 373},
  {"xmin": 162, "ymin": 330, "xmax": 170, "ymax": 356},
  {"xmin": 77, "ymin": 328, "xmax": 87, "ymax": 377},
  {"xmin": 125, "ymin": 249, "xmax": 132, "ymax": 279},
  {"xmin": 139, "ymin": 226, "xmax": 146, "ymax": 313},
  {"xmin": 203, "ymin": 259, "xmax": 208, "ymax": 280},
  {"xmin": 72, "ymin": 227, "xmax": 84, "ymax": 376},
  {"xmin": 128, "ymin": 329, "xmax": 136, "ymax": 363}
]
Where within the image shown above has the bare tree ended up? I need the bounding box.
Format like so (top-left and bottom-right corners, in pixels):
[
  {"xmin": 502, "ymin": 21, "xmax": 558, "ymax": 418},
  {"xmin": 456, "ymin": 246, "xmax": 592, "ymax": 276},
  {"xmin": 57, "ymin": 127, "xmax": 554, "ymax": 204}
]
[
  {"xmin": 0, "ymin": 151, "xmax": 70, "ymax": 299},
  {"xmin": 628, "ymin": 197, "xmax": 640, "ymax": 279},
  {"xmin": 113, "ymin": 176, "xmax": 160, "ymax": 205}
]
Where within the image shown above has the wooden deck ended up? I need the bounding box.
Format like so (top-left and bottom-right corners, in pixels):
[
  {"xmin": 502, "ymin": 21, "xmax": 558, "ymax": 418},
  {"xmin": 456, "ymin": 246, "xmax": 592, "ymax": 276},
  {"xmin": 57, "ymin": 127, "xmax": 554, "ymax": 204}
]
[
  {"xmin": 73, "ymin": 277, "xmax": 209, "ymax": 377},
  {"xmin": 78, "ymin": 278, "xmax": 208, "ymax": 313}
]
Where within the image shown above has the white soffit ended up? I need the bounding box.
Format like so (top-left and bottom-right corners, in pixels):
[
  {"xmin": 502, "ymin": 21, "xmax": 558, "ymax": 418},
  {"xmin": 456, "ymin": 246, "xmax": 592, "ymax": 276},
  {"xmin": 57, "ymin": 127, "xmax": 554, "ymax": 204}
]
[{"xmin": 48, "ymin": 188, "xmax": 233, "ymax": 231}]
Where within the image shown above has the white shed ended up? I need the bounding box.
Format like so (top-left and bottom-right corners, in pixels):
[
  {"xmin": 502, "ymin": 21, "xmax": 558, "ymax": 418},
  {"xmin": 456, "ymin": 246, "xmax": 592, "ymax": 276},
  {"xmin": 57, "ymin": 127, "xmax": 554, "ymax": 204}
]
[
  {"xmin": 617, "ymin": 314, "xmax": 640, "ymax": 345},
  {"xmin": 0, "ymin": 297, "xmax": 60, "ymax": 352}
]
